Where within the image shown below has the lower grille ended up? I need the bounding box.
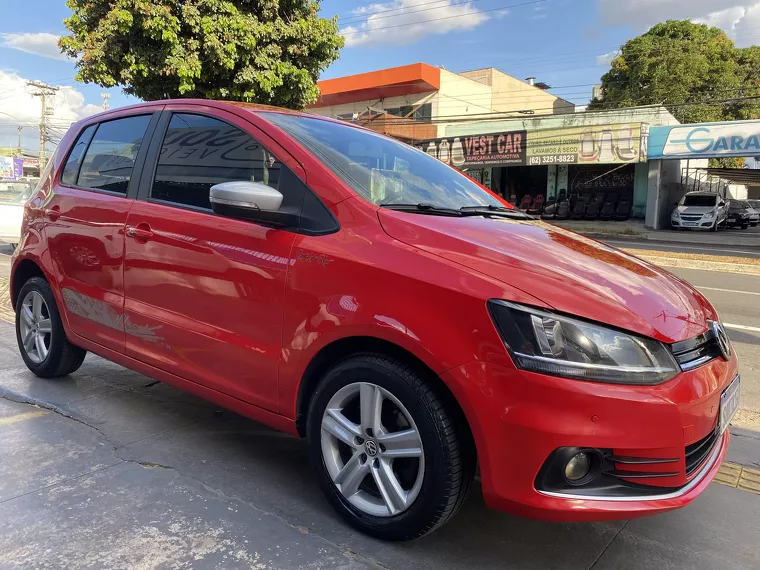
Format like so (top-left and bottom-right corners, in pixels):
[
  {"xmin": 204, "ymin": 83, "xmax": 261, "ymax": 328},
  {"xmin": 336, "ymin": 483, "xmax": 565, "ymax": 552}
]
[{"xmin": 685, "ymin": 426, "xmax": 719, "ymax": 477}]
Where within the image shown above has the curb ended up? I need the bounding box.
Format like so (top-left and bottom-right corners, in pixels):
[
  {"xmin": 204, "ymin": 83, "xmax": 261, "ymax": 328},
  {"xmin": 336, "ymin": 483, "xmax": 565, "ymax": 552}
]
[
  {"xmin": 580, "ymin": 231, "xmax": 760, "ymax": 248},
  {"xmin": 714, "ymin": 462, "xmax": 760, "ymax": 494}
]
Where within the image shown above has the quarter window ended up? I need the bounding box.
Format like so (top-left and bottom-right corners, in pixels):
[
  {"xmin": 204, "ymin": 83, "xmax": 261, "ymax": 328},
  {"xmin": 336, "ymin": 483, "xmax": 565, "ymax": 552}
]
[
  {"xmin": 150, "ymin": 114, "xmax": 281, "ymax": 210},
  {"xmin": 60, "ymin": 124, "xmax": 96, "ymax": 186},
  {"xmin": 77, "ymin": 115, "xmax": 152, "ymax": 194}
]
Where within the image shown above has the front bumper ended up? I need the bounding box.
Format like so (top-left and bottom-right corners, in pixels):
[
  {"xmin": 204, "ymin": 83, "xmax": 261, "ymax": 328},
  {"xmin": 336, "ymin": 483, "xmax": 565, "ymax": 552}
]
[
  {"xmin": 441, "ymin": 355, "xmax": 738, "ymax": 522},
  {"xmin": 671, "ymin": 218, "xmax": 715, "ymax": 229}
]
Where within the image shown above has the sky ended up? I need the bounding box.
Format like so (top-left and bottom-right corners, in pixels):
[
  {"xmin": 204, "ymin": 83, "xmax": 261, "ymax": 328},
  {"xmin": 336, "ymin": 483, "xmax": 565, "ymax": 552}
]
[{"xmin": 1, "ymin": 0, "xmax": 759, "ymax": 155}]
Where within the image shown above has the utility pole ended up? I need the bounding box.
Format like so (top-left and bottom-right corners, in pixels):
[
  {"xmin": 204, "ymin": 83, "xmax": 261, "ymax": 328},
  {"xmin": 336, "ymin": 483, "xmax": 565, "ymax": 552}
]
[
  {"xmin": 27, "ymin": 81, "xmax": 58, "ymax": 170},
  {"xmin": 16, "ymin": 126, "xmax": 22, "ymax": 158},
  {"xmin": 101, "ymin": 93, "xmax": 110, "ymax": 111}
]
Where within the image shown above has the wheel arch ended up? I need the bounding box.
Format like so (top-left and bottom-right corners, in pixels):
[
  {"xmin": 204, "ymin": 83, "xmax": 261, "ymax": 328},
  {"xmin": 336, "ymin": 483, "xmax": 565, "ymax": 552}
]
[
  {"xmin": 295, "ymin": 335, "xmax": 475, "ymax": 454},
  {"xmin": 11, "ymin": 258, "xmax": 46, "ymax": 309}
]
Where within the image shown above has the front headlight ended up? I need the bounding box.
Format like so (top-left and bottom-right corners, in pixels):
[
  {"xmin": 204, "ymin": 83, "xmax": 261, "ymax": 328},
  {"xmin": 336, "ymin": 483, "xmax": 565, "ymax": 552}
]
[
  {"xmin": 488, "ymin": 301, "xmax": 680, "ymax": 385},
  {"xmin": 703, "ymin": 211, "xmax": 715, "ymax": 219},
  {"xmin": 672, "ymin": 211, "xmax": 680, "ymax": 218}
]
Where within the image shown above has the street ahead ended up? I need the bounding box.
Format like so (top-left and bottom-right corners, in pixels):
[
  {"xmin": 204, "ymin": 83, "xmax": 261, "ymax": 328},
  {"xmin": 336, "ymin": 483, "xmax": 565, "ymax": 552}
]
[{"xmin": 0, "ymin": 244, "xmax": 759, "ymax": 569}]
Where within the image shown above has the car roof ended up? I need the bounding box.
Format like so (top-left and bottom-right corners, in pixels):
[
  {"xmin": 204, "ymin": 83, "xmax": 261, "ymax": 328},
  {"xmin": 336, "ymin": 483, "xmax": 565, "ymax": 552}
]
[
  {"xmin": 684, "ymin": 191, "xmax": 719, "ymax": 196},
  {"xmin": 74, "ymin": 98, "xmax": 366, "ymax": 132}
]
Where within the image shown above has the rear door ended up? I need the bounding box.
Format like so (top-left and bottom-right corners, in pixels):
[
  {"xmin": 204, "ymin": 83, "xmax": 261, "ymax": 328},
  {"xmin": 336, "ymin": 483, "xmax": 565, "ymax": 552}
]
[
  {"xmin": 45, "ymin": 112, "xmax": 160, "ymax": 352},
  {"xmin": 122, "ymin": 105, "xmax": 311, "ymax": 411}
]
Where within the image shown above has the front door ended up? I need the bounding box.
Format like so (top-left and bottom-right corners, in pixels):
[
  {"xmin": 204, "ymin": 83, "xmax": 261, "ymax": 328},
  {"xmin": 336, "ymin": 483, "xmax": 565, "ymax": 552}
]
[
  {"xmin": 122, "ymin": 110, "xmax": 303, "ymax": 411},
  {"xmin": 45, "ymin": 113, "xmax": 158, "ymax": 352}
]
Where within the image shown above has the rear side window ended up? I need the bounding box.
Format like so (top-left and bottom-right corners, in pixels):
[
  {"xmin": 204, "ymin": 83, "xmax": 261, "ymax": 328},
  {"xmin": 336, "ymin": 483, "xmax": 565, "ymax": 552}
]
[
  {"xmin": 60, "ymin": 124, "xmax": 96, "ymax": 185},
  {"xmin": 151, "ymin": 113, "xmax": 281, "ymax": 210},
  {"xmin": 77, "ymin": 115, "xmax": 152, "ymax": 194}
]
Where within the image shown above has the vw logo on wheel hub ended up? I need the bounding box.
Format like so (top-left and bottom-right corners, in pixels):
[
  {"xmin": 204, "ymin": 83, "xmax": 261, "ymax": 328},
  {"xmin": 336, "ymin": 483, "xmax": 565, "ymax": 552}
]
[{"xmin": 364, "ymin": 440, "xmax": 379, "ymax": 457}]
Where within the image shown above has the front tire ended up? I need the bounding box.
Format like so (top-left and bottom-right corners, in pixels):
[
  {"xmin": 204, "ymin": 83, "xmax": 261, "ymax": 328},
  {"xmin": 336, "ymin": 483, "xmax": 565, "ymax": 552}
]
[
  {"xmin": 741, "ymin": 223, "xmax": 749, "ymax": 230},
  {"xmin": 15, "ymin": 277, "xmax": 86, "ymax": 378},
  {"xmin": 307, "ymin": 353, "xmax": 474, "ymax": 541}
]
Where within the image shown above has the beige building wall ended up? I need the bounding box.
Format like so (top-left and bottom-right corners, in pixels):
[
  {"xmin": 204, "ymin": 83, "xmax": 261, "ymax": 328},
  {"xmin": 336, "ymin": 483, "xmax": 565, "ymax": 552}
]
[{"xmin": 434, "ymin": 69, "xmax": 494, "ymax": 136}]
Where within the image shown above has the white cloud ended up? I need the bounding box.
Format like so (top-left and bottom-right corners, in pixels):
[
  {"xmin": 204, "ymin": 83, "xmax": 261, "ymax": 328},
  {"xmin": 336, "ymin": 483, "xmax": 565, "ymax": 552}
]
[
  {"xmin": 1, "ymin": 33, "xmax": 68, "ymax": 61},
  {"xmin": 597, "ymin": 1, "xmax": 760, "ymax": 47},
  {"xmin": 341, "ymin": 0, "xmax": 489, "ymax": 47},
  {"xmin": 596, "ymin": 50, "xmax": 621, "ymax": 66},
  {"xmin": 700, "ymin": 3, "xmax": 760, "ymax": 47},
  {"xmin": 0, "ymin": 70, "xmax": 100, "ymax": 152},
  {"xmin": 597, "ymin": 1, "xmax": 746, "ymax": 28}
]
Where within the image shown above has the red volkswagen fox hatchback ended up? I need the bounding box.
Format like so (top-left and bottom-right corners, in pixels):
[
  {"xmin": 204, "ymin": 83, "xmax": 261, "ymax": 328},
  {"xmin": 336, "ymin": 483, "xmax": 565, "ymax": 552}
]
[{"xmin": 12, "ymin": 101, "xmax": 739, "ymax": 540}]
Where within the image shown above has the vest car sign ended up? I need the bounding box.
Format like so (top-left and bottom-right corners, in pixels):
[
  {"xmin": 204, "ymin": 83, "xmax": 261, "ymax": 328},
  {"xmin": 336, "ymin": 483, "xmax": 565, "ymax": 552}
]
[{"xmin": 648, "ymin": 120, "xmax": 760, "ymax": 159}]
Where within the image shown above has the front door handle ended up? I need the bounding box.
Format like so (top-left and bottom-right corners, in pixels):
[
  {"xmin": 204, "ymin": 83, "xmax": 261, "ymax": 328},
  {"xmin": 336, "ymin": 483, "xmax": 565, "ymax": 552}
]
[{"xmin": 126, "ymin": 224, "xmax": 153, "ymax": 242}]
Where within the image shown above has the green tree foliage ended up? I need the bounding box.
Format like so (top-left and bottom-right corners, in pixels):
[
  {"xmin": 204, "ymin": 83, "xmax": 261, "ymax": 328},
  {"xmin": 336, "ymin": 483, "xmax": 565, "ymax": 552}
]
[
  {"xmin": 709, "ymin": 157, "xmax": 747, "ymax": 169},
  {"xmin": 590, "ymin": 20, "xmax": 760, "ymax": 125},
  {"xmin": 59, "ymin": 0, "xmax": 344, "ymax": 109}
]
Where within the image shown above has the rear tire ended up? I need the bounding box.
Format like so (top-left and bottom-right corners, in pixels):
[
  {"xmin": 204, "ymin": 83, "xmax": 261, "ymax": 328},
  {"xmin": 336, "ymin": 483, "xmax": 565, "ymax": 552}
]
[
  {"xmin": 15, "ymin": 277, "xmax": 86, "ymax": 378},
  {"xmin": 307, "ymin": 353, "xmax": 475, "ymax": 541}
]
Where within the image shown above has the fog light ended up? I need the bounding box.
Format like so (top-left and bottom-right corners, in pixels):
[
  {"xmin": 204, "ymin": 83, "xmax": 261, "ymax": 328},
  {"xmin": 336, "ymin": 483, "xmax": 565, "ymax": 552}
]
[{"xmin": 564, "ymin": 452, "xmax": 591, "ymax": 482}]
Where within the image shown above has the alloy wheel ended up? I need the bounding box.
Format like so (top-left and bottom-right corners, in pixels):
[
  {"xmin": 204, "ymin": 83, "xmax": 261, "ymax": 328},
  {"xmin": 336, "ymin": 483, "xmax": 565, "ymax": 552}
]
[
  {"xmin": 320, "ymin": 382, "xmax": 425, "ymax": 517},
  {"xmin": 19, "ymin": 291, "xmax": 52, "ymax": 364}
]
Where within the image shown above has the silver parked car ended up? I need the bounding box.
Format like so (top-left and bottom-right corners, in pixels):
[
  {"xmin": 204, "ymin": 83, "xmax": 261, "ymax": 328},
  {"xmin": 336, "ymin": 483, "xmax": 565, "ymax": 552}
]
[
  {"xmin": 671, "ymin": 192, "xmax": 727, "ymax": 231},
  {"xmin": 743, "ymin": 200, "xmax": 759, "ymax": 227}
]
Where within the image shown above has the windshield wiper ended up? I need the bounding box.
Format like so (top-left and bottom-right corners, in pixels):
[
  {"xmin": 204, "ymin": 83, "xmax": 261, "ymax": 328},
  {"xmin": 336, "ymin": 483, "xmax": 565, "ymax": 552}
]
[
  {"xmin": 379, "ymin": 203, "xmax": 464, "ymax": 217},
  {"xmin": 380, "ymin": 202, "xmax": 533, "ymax": 220},
  {"xmin": 459, "ymin": 205, "xmax": 532, "ymax": 219}
]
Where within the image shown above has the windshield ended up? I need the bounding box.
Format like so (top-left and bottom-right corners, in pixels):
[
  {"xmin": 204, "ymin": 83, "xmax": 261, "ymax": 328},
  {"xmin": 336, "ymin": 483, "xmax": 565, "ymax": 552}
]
[
  {"xmin": 748, "ymin": 200, "xmax": 760, "ymax": 210},
  {"xmin": 681, "ymin": 195, "xmax": 717, "ymax": 207},
  {"xmin": 728, "ymin": 201, "xmax": 745, "ymax": 211},
  {"xmin": 262, "ymin": 113, "xmax": 502, "ymax": 210}
]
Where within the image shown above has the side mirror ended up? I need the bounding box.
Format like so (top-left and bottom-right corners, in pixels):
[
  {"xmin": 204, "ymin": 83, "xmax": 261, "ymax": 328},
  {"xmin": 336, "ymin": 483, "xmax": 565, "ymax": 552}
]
[
  {"xmin": 210, "ymin": 181, "xmax": 296, "ymax": 227},
  {"xmin": 719, "ymin": 201, "xmax": 726, "ymax": 207}
]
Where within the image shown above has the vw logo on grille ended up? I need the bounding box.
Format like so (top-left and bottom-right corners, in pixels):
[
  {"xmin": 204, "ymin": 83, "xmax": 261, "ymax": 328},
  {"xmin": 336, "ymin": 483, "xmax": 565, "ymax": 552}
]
[
  {"xmin": 364, "ymin": 440, "xmax": 379, "ymax": 457},
  {"xmin": 712, "ymin": 320, "xmax": 731, "ymax": 361}
]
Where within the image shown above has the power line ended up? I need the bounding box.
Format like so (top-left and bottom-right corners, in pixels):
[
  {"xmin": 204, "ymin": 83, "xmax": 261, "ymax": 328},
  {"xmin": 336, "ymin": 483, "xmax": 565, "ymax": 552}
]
[
  {"xmin": 340, "ymin": 0, "xmax": 544, "ymax": 35},
  {"xmin": 338, "ymin": 0, "xmax": 509, "ymax": 26},
  {"xmin": 340, "ymin": 93, "xmax": 760, "ymax": 126}
]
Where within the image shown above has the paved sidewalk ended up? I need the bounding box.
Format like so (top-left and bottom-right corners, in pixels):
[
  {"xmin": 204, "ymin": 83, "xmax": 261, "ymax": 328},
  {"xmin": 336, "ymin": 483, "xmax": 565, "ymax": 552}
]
[
  {"xmin": 1, "ymin": 330, "xmax": 759, "ymax": 569},
  {"xmin": 552, "ymin": 219, "xmax": 760, "ymax": 247}
]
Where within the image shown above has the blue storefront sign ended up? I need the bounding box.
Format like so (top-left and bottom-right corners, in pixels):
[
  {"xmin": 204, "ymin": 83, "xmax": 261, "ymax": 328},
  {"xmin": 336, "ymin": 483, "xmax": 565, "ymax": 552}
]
[{"xmin": 649, "ymin": 120, "xmax": 760, "ymax": 160}]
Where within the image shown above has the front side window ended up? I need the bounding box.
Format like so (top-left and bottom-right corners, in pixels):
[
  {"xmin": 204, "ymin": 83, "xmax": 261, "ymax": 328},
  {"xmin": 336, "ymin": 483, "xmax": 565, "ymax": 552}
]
[
  {"xmin": 77, "ymin": 115, "xmax": 152, "ymax": 194},
  {"xmin": 60, "ymin": 124, "xmax": 97, "ymax": 186},
  {"xmin": 262, "ymin": 112, "xmax": 501, "ymax": 210},
  {"xmin": 151, "ymin": 114, "xmax": 281, "ymax": 210}
]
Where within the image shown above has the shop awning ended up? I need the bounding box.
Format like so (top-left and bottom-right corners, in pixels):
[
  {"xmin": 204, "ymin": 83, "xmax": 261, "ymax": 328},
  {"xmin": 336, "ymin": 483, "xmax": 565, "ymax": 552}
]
[{"xmin": 703, "ymin": 168, "xmax": 760, "ymax": 185}]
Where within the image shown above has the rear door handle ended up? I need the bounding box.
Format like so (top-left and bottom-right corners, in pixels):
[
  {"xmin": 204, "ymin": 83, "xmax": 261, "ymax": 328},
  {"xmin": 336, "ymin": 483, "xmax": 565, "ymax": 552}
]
[
  {"xmin": 126, "ymin": 224, "xmax": 153, "ymax": 241},
  {"xmin": 44, "ymin": 206, "xmax": 60, "ymax": 221}
]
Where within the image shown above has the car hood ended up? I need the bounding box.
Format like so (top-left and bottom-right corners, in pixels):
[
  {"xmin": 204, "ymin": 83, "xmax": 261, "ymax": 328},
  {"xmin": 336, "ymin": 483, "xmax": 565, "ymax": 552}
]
[
  {"xmin": 676, "ymin": 206, "xmax": 715, "ymax": 215},
  {"xmin": 378, "ymin": 211, "xmax": 714, "ymax": 343}
]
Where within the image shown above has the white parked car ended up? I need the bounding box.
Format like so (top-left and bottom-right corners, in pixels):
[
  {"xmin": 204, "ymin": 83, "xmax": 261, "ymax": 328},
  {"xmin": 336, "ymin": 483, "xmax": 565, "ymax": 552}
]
[
  {"xmin": 671, "ymin": 191, "xmax": 727, "ymax": 231},
  {"xmin": 0, "ymin": 183, "xmax": 34, "ymax": 248},
  {"xmin": 743, "ymin": 201, "xmax": 759, "ymax": 227}
]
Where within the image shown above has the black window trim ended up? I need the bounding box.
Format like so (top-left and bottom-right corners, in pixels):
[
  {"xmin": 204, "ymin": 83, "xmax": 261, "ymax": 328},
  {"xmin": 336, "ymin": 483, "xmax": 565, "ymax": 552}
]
[
  {"xmin": 60, "ymin": 123, "xmax": 97, "ymax": 188},
  {"xmin": 58, "ymin": 112, "xmax": 161, "ymax": 200},
  {"xmin": 137, "ymin": 109, "xmax": 340, "ymax": 235}
]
